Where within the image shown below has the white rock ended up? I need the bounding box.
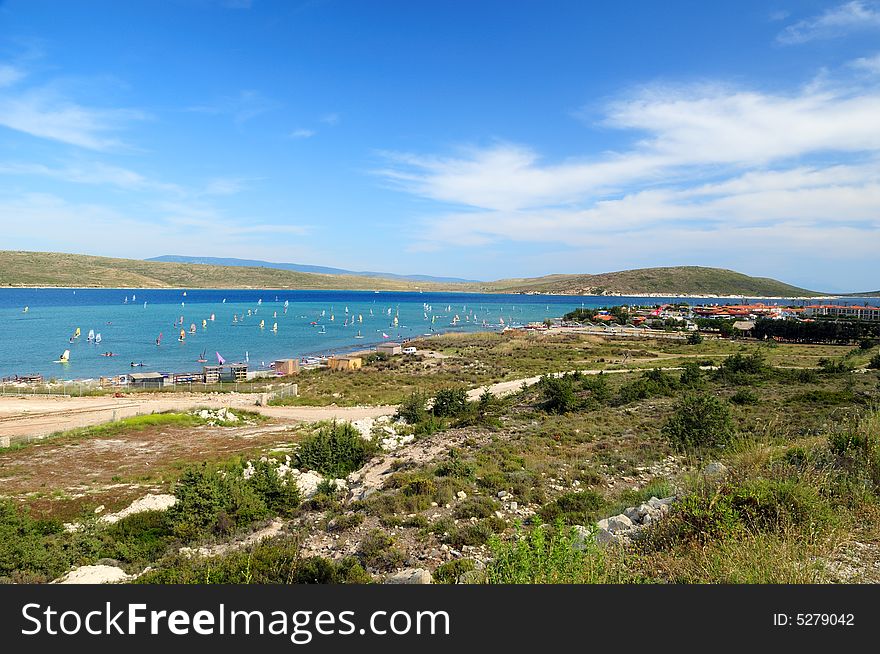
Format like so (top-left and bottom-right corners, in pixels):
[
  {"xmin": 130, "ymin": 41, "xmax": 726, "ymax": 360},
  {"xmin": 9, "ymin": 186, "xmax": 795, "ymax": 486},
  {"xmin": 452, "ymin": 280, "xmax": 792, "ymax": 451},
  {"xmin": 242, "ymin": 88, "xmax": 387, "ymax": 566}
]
[
  {"xmin": 295, "ymin": 471, "xmax": 324, "ymax": 498},
  {"xmin": 598, "ymin": 514, "xmax": 633, "ymax": 534},
  {"xmin": 100, "ymin": 494, "xmax": 177, "ymax": 525},
  {"xmin": 497, "ymin": 491, "xmax": 509, "ymax": 499},
  {"xmin": 54, "ymin": 565, "xmax": 133, "ymax": 585},
  {"xmin": 456, "ymin": 491, "xmax": 467, "ymax": 500}
]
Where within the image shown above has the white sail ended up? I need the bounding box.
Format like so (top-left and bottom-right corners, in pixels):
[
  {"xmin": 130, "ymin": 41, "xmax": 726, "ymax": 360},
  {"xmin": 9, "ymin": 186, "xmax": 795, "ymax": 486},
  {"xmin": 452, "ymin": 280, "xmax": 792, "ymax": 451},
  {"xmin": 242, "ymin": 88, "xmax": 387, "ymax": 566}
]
[{"xmin": 95, "ymin": 333, "xmax": 102, "ymax": 344}]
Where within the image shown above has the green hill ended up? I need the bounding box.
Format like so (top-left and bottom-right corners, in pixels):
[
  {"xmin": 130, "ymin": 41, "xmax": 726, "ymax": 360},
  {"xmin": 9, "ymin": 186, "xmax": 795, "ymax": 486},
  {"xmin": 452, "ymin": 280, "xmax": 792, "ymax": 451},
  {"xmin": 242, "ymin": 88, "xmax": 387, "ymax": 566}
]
[
  {"xmin": 467, "ymin": 266, "xmax": 821, "ymax": 297},
  {"xmin": 0, "ymin": 252, "xmax": 823, "ymax": 297},
  {"xmin": 0, "ymin": 251, "xmax": 449, "ymax": 291}
]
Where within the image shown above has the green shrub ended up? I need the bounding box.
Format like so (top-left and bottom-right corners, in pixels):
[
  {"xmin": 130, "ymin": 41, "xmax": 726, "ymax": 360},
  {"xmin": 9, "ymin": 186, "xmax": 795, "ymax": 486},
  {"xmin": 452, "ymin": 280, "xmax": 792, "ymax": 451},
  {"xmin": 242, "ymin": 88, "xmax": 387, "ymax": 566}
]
[
  {"xmin": 328, "ymin": 513, "xmax": 364, "ymax": 532},
  {"xmin": 432, "ymin": 387, "xmax": 469, "ymax": 418},
  {"xmin": 402, "ymin": 478, "xmax": 436, "ymax": 497},
  {"xmin": 581, "ymin": 373, "xmax": 611, "ymax": 404},
  {"xmin": 0, "ymin": 501, "xmax": 74, "ymax": 582},
  {"xmin": 296, "ymin": 421, "xmax": 379, "ymax": 477},
  {"xmin": 446, "ymin": 517, "xmax": 505, "ymax": 548},
  {"xmin": 540, "ymin": 375, "xmax": 578, "ymax": 414},
  {"xmin": 663, "ymin": 393, "xmax": 735, "ymax": 451},
  {"xmin": 729, "ymin": 388, "xmax": 759, "ymax": 405},
  {"xmin": 137, "ymin": 540, "xmax": 371, "ymax": 584},
  {"xmin": 538, "ymin": 490, "xmax": 606, "ymax": 525},
  {"xmin": 434, "ymin": 558, "xmax": 478, "ymax": 584},
  {"xmin": 868, "ymin": 353, "xmax": 880, "ymax": 370},
  {"xmin": 615, "ymin": 369, "xmax": 678, "ymax": 405},
  {"xmin": 485, "ymin": 522, "xmax": 618, "ymax": 584},
  {"xmin": 435, "ymin": 449, "xmax": 475, "ymax": 479},
  {"xmin": 687, "ymin": 332, "xmax": 703, "ymax": 345},
  {"xmin": 454, "ymin": 496, "xmax": 500, "ymax": 519},
  {"xmin": 356, "ymin": 530, "xmax": 405, "ymax": 570},
  {"xmin": 818, "ymin": 357, "xmax": 852, "ymax": 374},
  {"xmin": 397, "ymin": 391, "xmax": 427, "ymax": 424},
  {"xmin": 679, "ymin": 362, "xmax": 704, "ymax": 387}
]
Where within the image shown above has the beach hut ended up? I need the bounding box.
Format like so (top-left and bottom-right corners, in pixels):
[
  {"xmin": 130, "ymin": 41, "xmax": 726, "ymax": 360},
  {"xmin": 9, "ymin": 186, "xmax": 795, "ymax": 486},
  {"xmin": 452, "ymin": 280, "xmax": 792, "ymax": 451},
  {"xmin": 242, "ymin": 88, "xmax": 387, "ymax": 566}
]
[
  {"xmin": 377, "ymin": 342, "xmax": 403, "ymax": 356},
  {"xmin": 328, "ymin": 356, "xmax": 363, "ymax": 371},
  {"xmin": 273, "ymin": 359, "xmax": 300, "ymax": 376}
]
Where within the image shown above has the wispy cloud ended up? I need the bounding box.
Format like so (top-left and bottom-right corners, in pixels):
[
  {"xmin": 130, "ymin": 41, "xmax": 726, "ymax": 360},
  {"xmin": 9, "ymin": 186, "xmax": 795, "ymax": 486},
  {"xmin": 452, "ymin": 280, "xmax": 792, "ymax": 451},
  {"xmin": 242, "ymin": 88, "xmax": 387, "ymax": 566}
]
[
  {"xmin": 777, "ymin": 1, "xmax": 880, "ymax": 45},
  {"xmin": 0, "ymin": 160, "xmax": 182, "ymax": 193},
  {"xmin": 377, "ymin": 65, "xmax": 880, "ymax": 284},
  {"xmin": 289, "ymin": 127, "xmax": 316, "ymax": 139},
  {"xmin": 320, "ymin": 112, "xmax": 340, "ymax": 125},
  {"xmin": 850, "ymin": 52, "xmax": 880, "ymax": 74},
  {"xmin": 0, "ymin": 65, "xmax": 147, "ymax": 150},
  {"xmin": 0, "ymin": 64, "xmax": 25, "ymax": 88}
]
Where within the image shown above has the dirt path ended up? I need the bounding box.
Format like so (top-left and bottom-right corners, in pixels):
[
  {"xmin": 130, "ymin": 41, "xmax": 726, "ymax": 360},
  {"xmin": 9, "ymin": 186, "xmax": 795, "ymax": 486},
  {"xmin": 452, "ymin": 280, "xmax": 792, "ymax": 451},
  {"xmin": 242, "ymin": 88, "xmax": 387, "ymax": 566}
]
[{"xmin": 1, "ymin": 364, "xmax": 711, "ymax": 443}]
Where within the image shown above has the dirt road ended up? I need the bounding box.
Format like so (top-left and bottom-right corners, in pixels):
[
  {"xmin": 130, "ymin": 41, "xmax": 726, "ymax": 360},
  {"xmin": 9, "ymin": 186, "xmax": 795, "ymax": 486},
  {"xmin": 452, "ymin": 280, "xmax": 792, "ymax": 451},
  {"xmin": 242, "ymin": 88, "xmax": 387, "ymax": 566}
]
[{"xmin": 0, "ymin": 365, "xmax": 708, "ymax": 444}]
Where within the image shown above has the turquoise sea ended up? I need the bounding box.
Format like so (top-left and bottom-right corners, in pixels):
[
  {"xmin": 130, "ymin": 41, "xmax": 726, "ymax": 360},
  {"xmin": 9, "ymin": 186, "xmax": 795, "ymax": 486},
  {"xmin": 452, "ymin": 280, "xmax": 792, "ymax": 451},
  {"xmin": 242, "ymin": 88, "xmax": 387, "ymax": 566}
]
[{"xmin": 0, "ymin": 288, "xmax": 844, "ymax": 380}]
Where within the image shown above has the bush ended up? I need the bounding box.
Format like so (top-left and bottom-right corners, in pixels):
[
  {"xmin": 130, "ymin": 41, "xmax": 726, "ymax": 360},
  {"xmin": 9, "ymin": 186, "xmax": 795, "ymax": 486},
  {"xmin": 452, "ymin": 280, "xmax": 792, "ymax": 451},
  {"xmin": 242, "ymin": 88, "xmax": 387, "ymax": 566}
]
[
  {"xmin": 485, "ymin": 522, "xmax": 618, "ymax": 584},
  {"xmin": 137, "ymin": 541, "xmax": 371, "ymax": 584},
  {"xmin": 687, "ymin": 332, "xmax": 703, "ymax": 345},
  {"xmin": 434, "ymin": 558, "xmax": 478, "ymax": 584},
  {"xmin": 868, "ymin": 353, "xmax": 880, "ymax": 370},
  {"xmin": 679, "ymin": 362, "xmax": 703, "ymax": 388},
  {"xmin": 540, "ymin": 375, "xmax": 578, "ymax": 414},
  {"xmin": 446, "ymin": 517, "xmax": 505, "ymax": 548},
  {"xmin": 296, "ymin": 421, "xmax": 379, "ymax": 477},
  {"xmin": 859, "ymin": 339, "xmax": 876, "ymax": 350},
  {"xmin": 435, "ymin": 449, "xmax": 475, "ymax": 479},
  {"xmin": 663, "ymin": 394, "xmax": 735, "ymax": 451},
  {"xmin": 538, "ymin": 490, "xmax": 606, "ymax": 525},
  {"xmin": 397, "ymin": 391, "xmax": 427, "ymax": 424},
  {"xmin": 729, "ymin": 388, "xmax": 759, "ymax": 405},
  {"xmin": 328, "ymin": 513, "xmax": 364, "ymax": 532},
  {"xmin": 581, "ymin": 374, "xmax": 611, "ymax": 404},
  {"xmin": 432, "ymin": 387, "xmax": 469, "ymax": 418},
  {"xmin": 0, "ymin": 501, "xmax": 74, "ymax": 582},
  {"xmin": 167, "ymin": 465, "xmax": 267, "ymax": 541},
  {"xmin": 715, "ymin": 351, "xmax": 769, "ymax": 382},
  {"xmin": 454, "ymin": 496, "xmax": 500, "ymax": 519},
  {"xmin": 356, "ymin": 530, "xmax": 405, "ymax": 570},
  {"xmin": 616, "ymin": 369, "xmax": 678, "ymax": 405}
]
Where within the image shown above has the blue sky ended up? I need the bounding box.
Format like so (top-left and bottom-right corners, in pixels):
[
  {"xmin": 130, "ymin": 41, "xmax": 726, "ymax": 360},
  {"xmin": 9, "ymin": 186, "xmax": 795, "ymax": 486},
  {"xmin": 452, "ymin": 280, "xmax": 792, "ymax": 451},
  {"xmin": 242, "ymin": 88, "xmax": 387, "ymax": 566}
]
[{"xmin": 0, "ymin": 0, "xmax": 878, "ymax": 292}]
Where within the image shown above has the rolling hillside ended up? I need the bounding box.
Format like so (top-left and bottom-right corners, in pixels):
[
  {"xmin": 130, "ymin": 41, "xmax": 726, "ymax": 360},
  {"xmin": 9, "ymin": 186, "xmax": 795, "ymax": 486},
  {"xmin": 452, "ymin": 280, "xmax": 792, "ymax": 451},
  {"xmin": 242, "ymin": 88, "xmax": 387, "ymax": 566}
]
[
  {"xmin": 0, "ymin": 251, "xmax": 450, "ymax": 291},
  {"xmin": 470, "ymin": 266, "xmax": 822, "ymax": 297},
  {"xmin": 0, "ymin": 252, "xmax": 825, "ymax": 297},
  {"xmin": 147, "ymin": 255, "xmax": 478, "ymax": 283}
]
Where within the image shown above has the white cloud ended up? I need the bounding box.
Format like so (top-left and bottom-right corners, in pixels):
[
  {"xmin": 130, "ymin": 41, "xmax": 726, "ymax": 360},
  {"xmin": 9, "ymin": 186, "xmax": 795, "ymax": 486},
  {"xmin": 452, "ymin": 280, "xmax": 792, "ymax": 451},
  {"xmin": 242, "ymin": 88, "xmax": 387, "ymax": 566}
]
[
  {"xmin": 0, "ymin": 160, "xmax": 182, "ymax": 193},
  {"xmin": 777, "ymin": 1, "xmax": 880, "ymax": 45},
  {"xmin": 290, "ymin": 128, "xmax": 316, "ymax": 139},
  {"xmin": 377, "ymin": 69, "xmax": 880, "ymax": 289},
  {"xmin": 320, "ymin": 112, "xmax": 340, "ymax": 125},
  {"xmin": 850, "ymin": 53, "xmax": 880, "ymax": 74},
  {"xmin": 0, "ymin": 76, "xmax": 147, "ymax": 150}
]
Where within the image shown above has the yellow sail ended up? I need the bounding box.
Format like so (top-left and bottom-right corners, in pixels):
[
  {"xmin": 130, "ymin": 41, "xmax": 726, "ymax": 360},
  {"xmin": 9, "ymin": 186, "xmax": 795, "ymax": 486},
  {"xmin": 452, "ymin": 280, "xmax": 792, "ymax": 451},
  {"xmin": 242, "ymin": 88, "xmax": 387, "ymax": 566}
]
[
  {"xmin": 73, "ymin": 327, "xmax": 81, "ymax": 339},
  {"xmin": 260, "ymin": 320, "xmax": 265, "ymax": 329}
]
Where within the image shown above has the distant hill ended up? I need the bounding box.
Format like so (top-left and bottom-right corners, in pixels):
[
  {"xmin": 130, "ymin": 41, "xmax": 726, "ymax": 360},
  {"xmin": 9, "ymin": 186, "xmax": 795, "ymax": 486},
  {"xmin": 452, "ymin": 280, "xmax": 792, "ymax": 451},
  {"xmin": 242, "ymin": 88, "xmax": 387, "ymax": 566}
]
[
  {"xmin": 147, "ymin": 255, "xmax": 478, "ymax": 284},
  {"xmin": 470, "ymin": 266, "xmax": 822, "ymax": 297},
  {"xmin": 0, "ymin": 252, "xmax": 826, "ymax": 298},
  {"xmin": 0, "ymin": 251, "xmax": 453, "ymax": 291}
]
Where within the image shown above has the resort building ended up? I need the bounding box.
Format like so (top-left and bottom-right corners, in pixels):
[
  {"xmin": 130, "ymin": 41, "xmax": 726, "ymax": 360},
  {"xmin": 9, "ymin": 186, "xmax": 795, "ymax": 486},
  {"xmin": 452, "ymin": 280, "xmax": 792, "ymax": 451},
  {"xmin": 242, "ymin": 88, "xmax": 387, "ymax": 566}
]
[
  {"xmin": 803, "ymin": 304, "xmax": 880, "ymax": 321},
  {"xmin": 328, "ymin": 356, "xmax": 363, "ymax": 371}
]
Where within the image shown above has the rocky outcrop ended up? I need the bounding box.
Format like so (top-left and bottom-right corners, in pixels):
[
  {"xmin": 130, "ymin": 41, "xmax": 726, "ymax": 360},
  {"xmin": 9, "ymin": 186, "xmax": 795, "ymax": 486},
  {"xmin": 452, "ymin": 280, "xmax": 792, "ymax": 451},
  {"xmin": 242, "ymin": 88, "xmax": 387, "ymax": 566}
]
[
  {"xmin": 384, "ymin": 568, "xmax": 433, "ymax": 584},
  {"xmin": 578, "ymin": 495, "xmax": 676, "ymax": 548}
]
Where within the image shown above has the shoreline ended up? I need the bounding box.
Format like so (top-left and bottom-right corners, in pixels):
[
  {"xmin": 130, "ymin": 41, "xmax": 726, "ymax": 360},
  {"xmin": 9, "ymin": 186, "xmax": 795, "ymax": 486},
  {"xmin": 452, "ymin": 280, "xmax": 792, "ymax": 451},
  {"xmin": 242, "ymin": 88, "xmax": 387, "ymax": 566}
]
[{"xmin": 1, "ymin": 285, "xmax": 863, "ymax": 300}]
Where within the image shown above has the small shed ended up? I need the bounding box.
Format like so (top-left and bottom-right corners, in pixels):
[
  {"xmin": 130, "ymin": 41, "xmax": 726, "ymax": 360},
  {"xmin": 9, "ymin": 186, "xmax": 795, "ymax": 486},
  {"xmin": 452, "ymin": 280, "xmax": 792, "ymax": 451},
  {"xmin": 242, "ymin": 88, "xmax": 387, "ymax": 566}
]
[
  {"xmin": 328, "ymin": 356, "xmax": 363, "ymax": 371},
  {"xmin": 377, "ymin": 342, "xmax": 403, "ymax": 356},
  {"xmin": 273, "ymin": 358, "xmax": 300, "ymax": 376},
  {"xmin": 732, "ymin": 320, "xmax": 755, "ymax": 335},
  {"xmin": 128, "ymin": 372, "xmax": 166, "ymax": 388},
  {"xmin": 228, "ymin": 363, "xmax": 248, "ymax": 381}
]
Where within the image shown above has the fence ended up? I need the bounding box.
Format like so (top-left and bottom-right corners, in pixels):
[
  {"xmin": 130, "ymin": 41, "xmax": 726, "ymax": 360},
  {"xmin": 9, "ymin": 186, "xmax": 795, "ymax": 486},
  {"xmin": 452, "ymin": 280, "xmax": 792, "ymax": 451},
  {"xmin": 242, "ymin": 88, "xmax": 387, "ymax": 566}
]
[{"xmin": 0, "ymin": 379, "xmax": 300, "ymax": 397}]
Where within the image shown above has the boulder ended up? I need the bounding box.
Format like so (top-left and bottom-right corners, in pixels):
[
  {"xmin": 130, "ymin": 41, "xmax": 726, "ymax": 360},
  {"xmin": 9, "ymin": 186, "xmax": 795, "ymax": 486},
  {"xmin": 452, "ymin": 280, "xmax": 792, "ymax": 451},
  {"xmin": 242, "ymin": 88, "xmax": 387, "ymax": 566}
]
[
  {"xmin": 597, "ymin": 514, "xmax": 634, "ymax": 534},
  {"xmin": 385, "ymin": 568, "xmax": 433, "ymax": 584},
  {"xmin": 53, "ymin": 565, "xmax": 133, "ymax": 585},
  {"xmin": 702, "ymin": 462, "xmax": 730, "ymax": 478}
]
